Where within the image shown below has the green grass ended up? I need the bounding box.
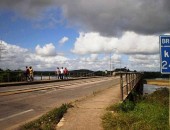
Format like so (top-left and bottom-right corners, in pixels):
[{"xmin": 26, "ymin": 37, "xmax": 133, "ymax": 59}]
[
  {"xmin": 19, "ymin": 103, "xmax": 73, "ymax": 130},
  {"xmin": 102, "ymin": 88, "xmax": 169, "ymax": 130}
]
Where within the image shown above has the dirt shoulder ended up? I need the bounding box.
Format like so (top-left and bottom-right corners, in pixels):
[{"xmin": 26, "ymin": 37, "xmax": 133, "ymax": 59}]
[
  {"xmin": 56, "ymin": 85, "xmax": 121, "ymax": 130},
  {"xmin": 146, "ymin": 79, "xmax": 170, "ymax": 87}
]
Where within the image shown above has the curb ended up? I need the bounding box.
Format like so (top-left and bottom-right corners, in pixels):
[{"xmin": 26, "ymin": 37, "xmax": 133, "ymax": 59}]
[{"xmin": 0, "ymin": 76, "xmax": 105, "ymax": 87}]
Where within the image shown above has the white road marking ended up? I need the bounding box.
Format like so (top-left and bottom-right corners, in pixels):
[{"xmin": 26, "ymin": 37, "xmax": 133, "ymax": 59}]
[
  {"xmin": 57, "ymin": 117, "xmax": 65, "ymax": 128},
  {"xmin": 0, "ymin": 109, "xmax": 34, "ymax": 122}
]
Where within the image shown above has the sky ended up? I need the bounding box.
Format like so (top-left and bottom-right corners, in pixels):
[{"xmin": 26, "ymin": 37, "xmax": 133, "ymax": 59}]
[{"xmin": 0, "ymin": 0, "xmax": 170, "ymax": 71}]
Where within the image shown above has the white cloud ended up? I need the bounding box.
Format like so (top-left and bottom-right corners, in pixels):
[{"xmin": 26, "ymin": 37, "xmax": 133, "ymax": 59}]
[
  {"xmin": 35, "ymin": 43, "xmax": 57, "ymax": 57},
  {"xmin": 72, "ymin": 31, "xmax": 159, "ymax": 55},
  {"xmin": 117, "ymin": 32, "xmax": 159, "ymax": 55},
  {"xmin": 80, "ymin": 54, "xmax": 98, "ymax": 62},
  {"xmin": 72, "ymin": 32, "xmax": 118, "ymax": 54},
  {"xmin": 0, "ymin": 41, "xmax": 69, "ymax": 71},
  {"xmin": 0, "ymin": 41, "xmax": 29, "ymax": 70},
  {"xmin": 0, "ymin": 40, "xmax": 160, "ymax": 71},
  {"xmin": 127, "ymin": 54, "xmax": 160, "ymax": 71},
  {"xmin": 112, "ymin": 53, "xmax": 121, "ymax": 61},
  {"xmin": 70, "ymin": 31, "xmax": 161, "ymax": 71},
  {"xmin": 59, "ymin": 36, "xmax": 69, "ymax": 45}
]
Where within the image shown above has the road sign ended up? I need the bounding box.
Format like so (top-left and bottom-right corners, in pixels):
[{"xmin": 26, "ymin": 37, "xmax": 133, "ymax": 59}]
[{"xmin": 160, "ymin": 35, "xmax": 170, "ymax": 74}]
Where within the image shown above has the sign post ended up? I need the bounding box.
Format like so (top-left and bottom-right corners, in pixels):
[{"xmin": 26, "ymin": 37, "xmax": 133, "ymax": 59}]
[
  {"xmin": 160, "ymin": 35, "xmax": 170, "ymax": 125},
  {"xmin": 160, "ymin": 35, "xmax": 170, "ymax": 74}
]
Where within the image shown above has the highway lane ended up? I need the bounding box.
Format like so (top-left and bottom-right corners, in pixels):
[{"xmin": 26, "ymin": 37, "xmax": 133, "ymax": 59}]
[
  {"xmin": 0, "ymin": 77, "xmax": 114, "ymax": 96},
  {"xmin": 0, "ymin": 77, "xmax": 120, "ymax": 130}
]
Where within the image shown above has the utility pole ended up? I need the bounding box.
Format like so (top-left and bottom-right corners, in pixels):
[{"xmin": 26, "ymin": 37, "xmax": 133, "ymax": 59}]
[
  {"xmin": 0, "ymin": 40, "xmax": 3, "ymax": 70},
  {"xmin": 110, "ymin": 52, "xmax": 112, "ymax": 76},
  {"xmin": 0, "ymin": 40, "xmax": 2, "ymax": 61},
  {"xmin": 109, "ymin": 48, "xmax": 117, "ymax": 76}
]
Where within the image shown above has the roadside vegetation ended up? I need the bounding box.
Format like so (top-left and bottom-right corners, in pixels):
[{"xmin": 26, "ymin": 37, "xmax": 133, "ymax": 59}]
[
  {"xmin": 19, "ymin": 103, "xmax": 73, "ymax": 130},
  {"xmin": 102, "ymin": 88, "xmax": 169, "ymax": 130}
]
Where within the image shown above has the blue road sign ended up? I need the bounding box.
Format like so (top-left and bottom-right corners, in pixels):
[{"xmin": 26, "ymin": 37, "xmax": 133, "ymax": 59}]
[{"xmin": 160, "ymin": 35, "xmax": 170, "ymax": 74}]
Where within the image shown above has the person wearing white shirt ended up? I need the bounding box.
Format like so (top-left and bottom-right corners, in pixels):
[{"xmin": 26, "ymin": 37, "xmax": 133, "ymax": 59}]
[
  {"xmin": 60, "ymin": 67, "xmax": 64, "ymax": 80},
  {"xmin": 56, "ymin": 67, "xmax": 60, "ymax": 79}
]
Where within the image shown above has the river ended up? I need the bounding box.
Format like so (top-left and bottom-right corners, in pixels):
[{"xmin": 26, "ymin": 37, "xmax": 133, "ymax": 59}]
[{"xmin": 143, "ymin": 84, "xmax": 167, "ymax": 95}]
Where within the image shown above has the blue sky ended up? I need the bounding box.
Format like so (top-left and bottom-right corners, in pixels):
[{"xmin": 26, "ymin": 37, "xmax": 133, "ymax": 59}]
[
  {"xmin": 0, "ymin": 8, "xmax": 78, "ymax": 52},
  {"xmin": 0, "ymin": 0, "xmax": 169, "ymax": 71}
]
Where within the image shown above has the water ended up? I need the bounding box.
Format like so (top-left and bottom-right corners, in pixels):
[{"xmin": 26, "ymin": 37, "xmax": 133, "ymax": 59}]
[{"xmin": 143, "ymin": 84, "xmax": 166, "ymax": 95}]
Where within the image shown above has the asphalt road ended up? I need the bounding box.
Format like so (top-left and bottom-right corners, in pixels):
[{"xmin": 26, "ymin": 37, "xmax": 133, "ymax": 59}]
[{"xmin": 0, "ymin": 77, "xmax": 120, "ymax": 130}]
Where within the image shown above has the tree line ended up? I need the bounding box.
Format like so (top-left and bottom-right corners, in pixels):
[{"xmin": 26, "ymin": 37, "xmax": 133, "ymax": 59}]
[{"xmin": 0, "ymin": 68, "xmax": 168, "ymax": 82}]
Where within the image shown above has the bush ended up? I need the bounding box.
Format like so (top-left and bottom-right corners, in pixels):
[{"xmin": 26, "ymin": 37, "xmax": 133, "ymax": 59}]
[
  {"xmin": 144, "ymin": 87, "xmax": 169, "ymax": 106},
  {"xmin": 20, "ymin": 104, "xmax": 73, "ymax": 130},
  {"xmin": 107, "ymin": 100, "xmax": 135, "ymax": 113},
  {"xmin": 120, "ymin": 100, "xmax": 135, "ymax": 112},
  {"xmin": 102, "ymin": 88, "xmax": 169, "ymax": 130}
]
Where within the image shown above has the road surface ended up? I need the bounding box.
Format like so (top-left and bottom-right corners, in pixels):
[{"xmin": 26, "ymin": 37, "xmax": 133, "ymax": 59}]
[{"xmin": 0, "ymin": 77, "xmax": 119, "ymax": 130}]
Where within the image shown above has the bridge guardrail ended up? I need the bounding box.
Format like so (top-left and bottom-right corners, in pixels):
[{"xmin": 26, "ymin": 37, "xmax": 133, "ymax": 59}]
[
  {"xmin": 0, "ymin": 71, "xmax": 103, "ymax": 83},
  {"xmin": 117, "ymin": 72, "xmax": 143, "ymax": 101}
]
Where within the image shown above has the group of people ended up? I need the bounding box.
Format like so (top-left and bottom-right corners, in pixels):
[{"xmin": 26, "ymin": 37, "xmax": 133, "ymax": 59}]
[
  {"xmin": 56, "ymin": 67, "xmax": 69, "ymax": 80},
  {"xmin": 25, "ymin": 66, "xmax": 34, "ymax": 81},
  {"xmin": 24, "ymin": 66, "xmax": 68, "ymax": 81}
]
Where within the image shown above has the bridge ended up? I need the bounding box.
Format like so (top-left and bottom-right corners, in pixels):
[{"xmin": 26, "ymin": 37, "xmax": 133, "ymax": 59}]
[
  {"xmin": 118, "ymin": 72, "xmax": 143, "ymax": 101},
  {"xmin": 0, "ymin": 72, "xmax": 143, "ymax": 130}
]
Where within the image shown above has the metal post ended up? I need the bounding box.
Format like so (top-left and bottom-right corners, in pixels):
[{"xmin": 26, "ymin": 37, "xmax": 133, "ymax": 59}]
[
  {"xmin": 120, "ymin": 73, "xmax": 123, "ymax": 101},
  {"xmin": 110, "ymin": 52, "xmax": 111, "ymax": 76},
  {"xmin": 131, "ymin": 74, "xmax": 133, "ymax": 88},
  {"xmin": 8, "ymin": 72, "xmax": 9, "ymax": 82},
  {"xmin": 126, "ymin": 74, "xmax": 128, "ymax": 95},
  {"xmin": 130, "ymin": 74, "xmax": 132, "ymax": 90},
  {"xmin": 134, "ymin": 73, "xmax": 136, "ymax": 84},
  {"xmin": 128, "ymin": 73, "xmax": 130, "ymax": 90},
  {"xmin": 41, "ymin": 73, "xmax": 42, "ymax": 80},
  {"xmin": 129, "ymin": 73, "xmax": 130, "ymax": 91},
  {"xmin": 132, "ymin": 74, "xmax": 134, "ymax": 88}
]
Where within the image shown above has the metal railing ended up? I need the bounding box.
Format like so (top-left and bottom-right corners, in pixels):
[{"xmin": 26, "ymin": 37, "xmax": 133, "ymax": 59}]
[
  {"xmin": 118, "ymin": 72, "xmax": 143, "ymax": 101},
  {"xmin": 0, "ymin": 71, "xmax": 100, "ymax": 83}
]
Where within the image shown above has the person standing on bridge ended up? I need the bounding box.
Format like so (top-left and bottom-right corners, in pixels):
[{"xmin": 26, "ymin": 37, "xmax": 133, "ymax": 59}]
[
  {"xmin": 56, "ymin": 67, "xmax": 60, "ymax": 79},
  {"xmin": 60, "ymin": 67, "xmax": 64, "ymax": 80},
  {"xmin": 25, "ymin": 66, "xmax": 30, "ymax": 81},
  {"xmin": 29, "ymin": 66, "xmax": 34, "ymax": 81},
  {"xmin": 64, "ymin": 67, "xmax": 69, "ymax": 80}
]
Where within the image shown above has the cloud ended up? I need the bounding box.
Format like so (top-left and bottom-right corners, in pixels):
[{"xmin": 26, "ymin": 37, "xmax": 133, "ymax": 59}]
[
  {"xmin": 0, "ymin": 0, "xmax": 54, "ymax": 18},
  {"xmin": 0, "ymin": 41, "xmax": 29, "ymax": 70},
  {"xmin": 60, "ymin": 0, "xmax": 170, "ymax": 36},
  {"xmin": 0, "ymin": 0, "xmax": 170, "ymax": 36},
  {"xmin": 129, "ymin": 54, "xmax": 159, "ymax": 64},
  {"xmin": 117, "ymin": 32, "xmax": 159, "ymax": 55},
  {"xmin": 72, "ymin": 31, "xmax": 159, "ymax": 55},
  {"xmin": 35, "ymin": 43, "xmax": 57, "ymax": 57},
  {"xmin": 0, "ymin": 41, "xmax": 69, "ymax": 71},
  {"xmin": 59, "ymin": 36, "xmax": 69, "ymax": 45},
  {"xmin": 128, "ymin": 54, "xmax": 160, "ymax": 71},
  {"xmin": 71, "ymin": 31, "xmax": 161, "ymax": 71},
  {"xmin": 0, "ymin": 40, "xmax": 160, "ymax": 72},
  {"xmin": 71, "ymin": 32, "xmax": 117, "ymax": 54}
]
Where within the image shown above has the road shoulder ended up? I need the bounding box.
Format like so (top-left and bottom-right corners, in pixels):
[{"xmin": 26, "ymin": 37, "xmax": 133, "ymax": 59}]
[{"xmin": 56, "ymin": 85, "xmax": 121, "ymax": 130}]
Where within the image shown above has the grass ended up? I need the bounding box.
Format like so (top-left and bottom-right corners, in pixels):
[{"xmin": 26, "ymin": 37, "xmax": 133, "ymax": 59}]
[
  {"xmin": 19, "ymin": 103, "xmax": 73, "ymax": 130},
  {"xmin": 102, "ymin": 88, "xmax": 169, "ymax": 130}
]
